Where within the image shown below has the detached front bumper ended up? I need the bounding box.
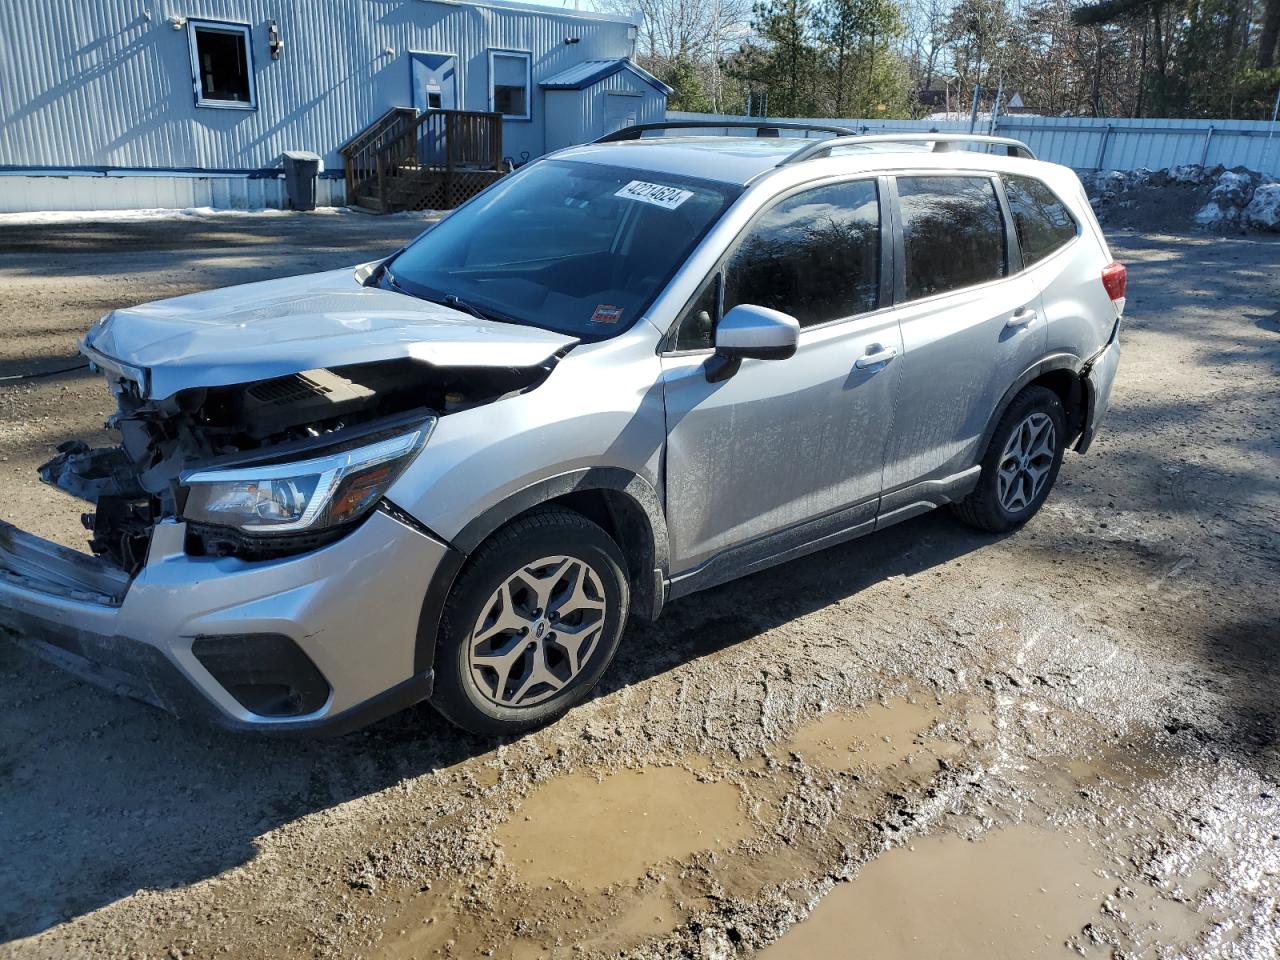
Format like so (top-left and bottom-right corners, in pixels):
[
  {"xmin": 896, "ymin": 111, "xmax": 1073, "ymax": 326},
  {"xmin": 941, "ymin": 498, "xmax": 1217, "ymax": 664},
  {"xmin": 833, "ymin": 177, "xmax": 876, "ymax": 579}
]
[{"xmin": 0, "ymin": 507, "xmax": 454, "ymax": 734}]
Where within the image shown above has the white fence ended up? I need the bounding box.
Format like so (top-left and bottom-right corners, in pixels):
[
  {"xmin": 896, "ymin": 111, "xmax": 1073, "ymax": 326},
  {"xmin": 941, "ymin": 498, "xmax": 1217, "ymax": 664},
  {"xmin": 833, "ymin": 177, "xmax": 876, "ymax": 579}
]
[{"xmin": 666, "ymin": 111, "xmax": 1280, "ymax": 177}]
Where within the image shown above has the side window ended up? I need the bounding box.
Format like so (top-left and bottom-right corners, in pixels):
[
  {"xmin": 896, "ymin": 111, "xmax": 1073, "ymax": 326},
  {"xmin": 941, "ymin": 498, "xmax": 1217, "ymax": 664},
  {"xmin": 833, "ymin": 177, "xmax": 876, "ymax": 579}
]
[
  {"xmin": 723, "ymin": 179, "xmax": 881, "ymax": 328},
  {"xmin": 1004, "ymin": 174, "xmax": 1078, "ymax": 266},
  {"xmin": 670, "ymin": 180, "xmax": 880, "ymax": 349},
  {"xmin": 898, "ymin": 176, "xmax": 1006, "ymax": 300},
  {"xmin": 489, "ymin": 50, "xmax": 532, "ymax": 120},
  {"xmin": 674, "ymin": 275, "xmax": 720, "ymax": 352},
  {"xmin": 188, "ymin": 21, "xmax": 256, "ymax": 109}
]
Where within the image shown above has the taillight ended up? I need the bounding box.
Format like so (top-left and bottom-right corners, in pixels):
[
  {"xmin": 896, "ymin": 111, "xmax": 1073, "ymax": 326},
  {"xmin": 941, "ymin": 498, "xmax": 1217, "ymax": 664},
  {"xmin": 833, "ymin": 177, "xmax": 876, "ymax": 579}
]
[{"xmin": 1101, "ymin": 261, "xmax": 1127, "ymax": 302}]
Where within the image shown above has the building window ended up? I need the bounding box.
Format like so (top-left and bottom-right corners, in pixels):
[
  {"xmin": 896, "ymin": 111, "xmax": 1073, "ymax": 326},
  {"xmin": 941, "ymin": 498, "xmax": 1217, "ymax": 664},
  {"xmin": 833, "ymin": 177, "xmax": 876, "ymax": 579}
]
[
  {"xmin": 488, "ymin": 50, "xmax": 531, "ymax": 120},
  {"xmin": 187, "ymin": 20, "xmax": 256, "ymax": 110}
]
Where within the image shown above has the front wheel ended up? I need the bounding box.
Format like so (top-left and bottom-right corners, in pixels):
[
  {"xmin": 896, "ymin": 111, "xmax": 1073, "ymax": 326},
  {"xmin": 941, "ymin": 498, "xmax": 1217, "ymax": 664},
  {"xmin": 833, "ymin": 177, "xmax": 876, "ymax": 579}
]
[
  {"xmin": 430, "ymin": 508, "xmax": 629, "ymax": 736},
  {"xmin": 951, "ymin": 385, "xmax": 1067, "ymax": 533}
]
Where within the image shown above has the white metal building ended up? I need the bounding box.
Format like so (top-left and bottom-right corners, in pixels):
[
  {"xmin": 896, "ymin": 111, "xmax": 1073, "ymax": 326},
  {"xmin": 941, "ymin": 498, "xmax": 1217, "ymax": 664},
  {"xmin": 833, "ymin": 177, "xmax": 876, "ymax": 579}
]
[
  {"xmin": 541, "ymin": 59, "xmax": 671, "ymax": 153},
  {"xmin": 0, "ymin": 0, "xmax": 668, "ymax": 212}
]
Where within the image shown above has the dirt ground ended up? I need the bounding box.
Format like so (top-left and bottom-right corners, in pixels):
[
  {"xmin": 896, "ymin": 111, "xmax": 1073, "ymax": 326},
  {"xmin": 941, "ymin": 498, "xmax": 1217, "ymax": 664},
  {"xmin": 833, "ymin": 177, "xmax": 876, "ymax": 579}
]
[{"xmin": 0, "ymin": 211, "xmax": 1277, "ymax": 960}]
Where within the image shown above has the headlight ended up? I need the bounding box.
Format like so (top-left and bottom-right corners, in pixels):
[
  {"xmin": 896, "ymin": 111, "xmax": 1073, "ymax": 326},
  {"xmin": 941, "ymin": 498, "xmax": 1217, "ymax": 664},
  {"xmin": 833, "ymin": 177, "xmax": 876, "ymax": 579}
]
[{"xmin": 180, "ymin": 427, "xmax": 428, "ymax": 535}]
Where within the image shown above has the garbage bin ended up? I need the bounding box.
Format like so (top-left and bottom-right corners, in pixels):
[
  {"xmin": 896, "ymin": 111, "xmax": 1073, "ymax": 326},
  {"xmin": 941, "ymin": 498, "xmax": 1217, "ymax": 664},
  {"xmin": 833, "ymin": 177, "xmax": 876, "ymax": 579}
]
[{"xmin": 281, "ymin": 150, "xmax": 323, "ymax": 211}]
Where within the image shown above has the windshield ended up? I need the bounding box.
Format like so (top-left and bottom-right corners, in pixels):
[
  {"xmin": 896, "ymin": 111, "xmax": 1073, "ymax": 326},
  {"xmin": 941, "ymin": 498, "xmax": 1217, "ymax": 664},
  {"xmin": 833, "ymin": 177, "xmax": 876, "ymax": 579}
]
[{"xmin": 382, "ymin": 159, "xmax": 740, "ymax": 339}]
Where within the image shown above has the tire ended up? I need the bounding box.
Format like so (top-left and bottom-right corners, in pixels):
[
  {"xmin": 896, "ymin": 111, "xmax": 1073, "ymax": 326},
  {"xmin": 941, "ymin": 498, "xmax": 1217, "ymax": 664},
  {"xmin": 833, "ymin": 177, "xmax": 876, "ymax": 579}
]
[
  {"xmin": 429, "ymin": 508, "xmax": 630, "ymax": 736},
  {"xmin": 950, "ymin": 385, "xmax": 1067, "ymax": 533}
]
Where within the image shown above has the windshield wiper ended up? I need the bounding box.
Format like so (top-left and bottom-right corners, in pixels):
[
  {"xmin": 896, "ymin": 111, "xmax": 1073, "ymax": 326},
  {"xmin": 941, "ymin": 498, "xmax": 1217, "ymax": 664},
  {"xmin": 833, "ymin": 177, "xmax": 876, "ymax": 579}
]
[
  {"xmin": 441, "ymin": 293, "xmax": 491, "ymax": 322},
  {"xmin": 380, "ymin": 267, "xmax": 407, "ymax": 294},
  {"xmin": 382, "ymin": 271, "xmax": 519, "ymax": 327}
]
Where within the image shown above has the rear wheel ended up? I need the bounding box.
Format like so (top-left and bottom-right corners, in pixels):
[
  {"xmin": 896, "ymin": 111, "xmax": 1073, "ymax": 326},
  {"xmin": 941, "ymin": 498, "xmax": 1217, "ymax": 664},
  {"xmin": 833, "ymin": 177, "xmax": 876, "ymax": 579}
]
[
  {"xmin": 430, "ymin": 508, "xmax": 629, "ymax": 736},
  {"xmin": 951, "ymin": 385, "xmax": 1066, "ymax": 533}
]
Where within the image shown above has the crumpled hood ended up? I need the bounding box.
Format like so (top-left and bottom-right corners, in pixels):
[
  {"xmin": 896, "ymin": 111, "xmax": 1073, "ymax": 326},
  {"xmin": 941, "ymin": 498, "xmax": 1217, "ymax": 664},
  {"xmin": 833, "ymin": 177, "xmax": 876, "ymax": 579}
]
[{"xmin": 83, "ymin": 267, "xmax": 578, "ymax": 400}]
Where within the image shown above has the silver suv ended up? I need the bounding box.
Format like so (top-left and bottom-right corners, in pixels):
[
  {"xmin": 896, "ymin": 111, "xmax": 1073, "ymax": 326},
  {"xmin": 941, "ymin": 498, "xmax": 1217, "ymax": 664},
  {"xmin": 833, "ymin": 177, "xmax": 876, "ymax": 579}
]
[{"xmin": 0, "ymin": 124, "xmax": 1124, "ymax": 736}]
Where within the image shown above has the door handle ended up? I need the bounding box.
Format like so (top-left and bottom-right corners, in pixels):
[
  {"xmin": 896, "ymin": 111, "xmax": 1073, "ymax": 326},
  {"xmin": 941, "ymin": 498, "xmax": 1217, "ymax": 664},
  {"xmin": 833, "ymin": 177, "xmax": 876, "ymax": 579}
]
[
  {"xmin": 854, "ymin": 346, "xmax": 898, "ymax": 369},
  {"xmin": 1006, "ymin": 306, "xmax": 1039, "ymax": 329}
]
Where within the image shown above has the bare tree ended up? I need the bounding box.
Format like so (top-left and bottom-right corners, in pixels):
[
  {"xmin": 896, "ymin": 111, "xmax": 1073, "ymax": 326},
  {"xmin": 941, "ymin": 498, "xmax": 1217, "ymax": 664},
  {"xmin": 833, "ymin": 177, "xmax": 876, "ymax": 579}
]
[
  {"xmin": 603, "ymin": 0, "xmax": 753, "ymax": 109},
  {"xmin": 901, "ymin": 0, "xmax": 954, "ymax": 90}
]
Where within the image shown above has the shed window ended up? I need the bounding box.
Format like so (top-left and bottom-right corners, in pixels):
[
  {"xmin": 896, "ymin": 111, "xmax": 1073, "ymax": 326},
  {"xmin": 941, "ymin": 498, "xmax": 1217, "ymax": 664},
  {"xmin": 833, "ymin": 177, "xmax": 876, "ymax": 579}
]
[
  {"xmin": 489, "ymin": 50, "xmax": 531, "ymax": 120},
  {"xmin": 188, "ymin": 21, "xmax": 256, "ymax": 109}
]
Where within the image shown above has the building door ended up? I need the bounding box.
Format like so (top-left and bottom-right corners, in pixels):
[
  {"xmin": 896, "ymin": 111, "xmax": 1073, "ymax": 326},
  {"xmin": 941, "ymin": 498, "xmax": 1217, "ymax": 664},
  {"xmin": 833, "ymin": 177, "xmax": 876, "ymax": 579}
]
[
  {"xmin": 410, "ymin": 52, "xmax": 458, "ymax": 112},
  {"xmin": 602, "ymin": 92, "xmax": 640, "ymax": 136}
]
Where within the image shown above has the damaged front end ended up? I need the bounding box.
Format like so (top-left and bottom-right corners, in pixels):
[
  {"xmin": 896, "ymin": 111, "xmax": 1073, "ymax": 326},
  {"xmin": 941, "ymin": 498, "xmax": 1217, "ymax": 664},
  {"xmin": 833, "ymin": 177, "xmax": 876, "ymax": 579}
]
[
  {"xmin": 40, "ymin": 355, "xmax": 554, "ymax": 570},
  {"xmin": 2, "ymin": 271, "xmax": 577, "ymax": 729}
]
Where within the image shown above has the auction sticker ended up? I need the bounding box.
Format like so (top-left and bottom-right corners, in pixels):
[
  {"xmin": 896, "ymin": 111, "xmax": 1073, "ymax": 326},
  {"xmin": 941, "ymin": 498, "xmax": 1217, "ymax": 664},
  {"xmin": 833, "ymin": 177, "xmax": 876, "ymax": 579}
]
[
  {"xmin": 615, "ymin": 180, "xmax": 693, "ymax": 210},
  {"xmin": 591, "ymin": 304, "xmax": 625, "ymax": 324}
]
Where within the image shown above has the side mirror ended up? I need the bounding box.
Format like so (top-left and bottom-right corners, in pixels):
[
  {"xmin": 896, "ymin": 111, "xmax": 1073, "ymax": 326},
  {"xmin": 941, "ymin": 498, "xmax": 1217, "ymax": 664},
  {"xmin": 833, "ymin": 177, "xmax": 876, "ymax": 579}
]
[{"xmin": 706, "ymin": 304, "xmax": 800, "ymax": 382}]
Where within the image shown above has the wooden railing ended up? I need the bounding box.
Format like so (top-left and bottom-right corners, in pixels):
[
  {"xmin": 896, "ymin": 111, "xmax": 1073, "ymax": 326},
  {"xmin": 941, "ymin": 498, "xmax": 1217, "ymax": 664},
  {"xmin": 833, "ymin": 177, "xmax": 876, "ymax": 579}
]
[
  {"xmin": 339, "ymin": 107, "xmax": 419, "ymax": 205},
  {"xmin": 369, "ymin": 109, "xmax": 504, "ymax": 210},
  {"xmin": 416, "ymin": 109, "xmax": 505, "ymax": 170}
]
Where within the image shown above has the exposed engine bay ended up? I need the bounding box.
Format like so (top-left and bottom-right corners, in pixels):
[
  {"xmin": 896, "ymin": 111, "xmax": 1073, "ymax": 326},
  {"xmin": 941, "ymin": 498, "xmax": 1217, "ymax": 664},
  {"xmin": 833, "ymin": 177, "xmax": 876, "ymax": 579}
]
[{"xmin": 41, "ymin": 357, "xmax": 560, "ymax": 573}]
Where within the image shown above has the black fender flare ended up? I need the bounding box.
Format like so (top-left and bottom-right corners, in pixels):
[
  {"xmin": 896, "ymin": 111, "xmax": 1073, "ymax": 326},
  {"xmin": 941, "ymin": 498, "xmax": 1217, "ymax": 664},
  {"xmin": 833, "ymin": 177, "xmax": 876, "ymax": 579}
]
[
  {"xmin": 977, "ymin": 353, "xmax": 1085, "ymax": 459},
  {"xmin": 412, "ymin": 468, "xmax": 669, "ymax": 674}
]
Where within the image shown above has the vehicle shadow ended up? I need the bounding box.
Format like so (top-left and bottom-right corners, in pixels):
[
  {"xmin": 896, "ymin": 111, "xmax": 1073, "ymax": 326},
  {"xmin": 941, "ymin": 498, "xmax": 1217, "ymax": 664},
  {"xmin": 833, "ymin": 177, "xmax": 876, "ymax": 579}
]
[{"xmin": 0, "ymin": 509, "xmax": 994, "ymax": 941}]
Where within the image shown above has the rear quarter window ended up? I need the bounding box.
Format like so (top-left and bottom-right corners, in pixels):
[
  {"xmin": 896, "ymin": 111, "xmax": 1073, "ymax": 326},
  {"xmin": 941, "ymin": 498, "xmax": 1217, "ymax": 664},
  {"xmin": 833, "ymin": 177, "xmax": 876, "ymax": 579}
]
[
  {"xmin": 897, "ymin": 176, "xmax": 1006, "ymax": 301},
  {"xmin": 1003, "ymin": 174, "xmax": 1078, "ymax": 266}
]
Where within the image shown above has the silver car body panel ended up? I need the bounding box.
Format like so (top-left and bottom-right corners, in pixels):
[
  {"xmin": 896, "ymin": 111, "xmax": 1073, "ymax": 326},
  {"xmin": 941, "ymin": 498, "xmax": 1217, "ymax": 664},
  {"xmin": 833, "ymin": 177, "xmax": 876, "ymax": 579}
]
[
  {"xmin": 0, "ymin": 509, "xmax": 448, "ymax": 727},
  {"xmin": 1079, "ymin": 336, "xmax": 1121, "ymax": 452},
  {"xmin": 883, "ymin": 268, "xmax": 1046, "ymax": 490},
  {"xmin": 661, "ymin": 305, "xmax": 903, "ymax": 573},
  {"xmin": 0, "ymin": 140, "xmax": 1123, "ymax": 732},
  {"xmin": 387, "ymin": 324, "xmax": 668, "ymax": 544},
  {"xmin": 83, "ymin": 268, "xmax": 578, "ymax": 400}
]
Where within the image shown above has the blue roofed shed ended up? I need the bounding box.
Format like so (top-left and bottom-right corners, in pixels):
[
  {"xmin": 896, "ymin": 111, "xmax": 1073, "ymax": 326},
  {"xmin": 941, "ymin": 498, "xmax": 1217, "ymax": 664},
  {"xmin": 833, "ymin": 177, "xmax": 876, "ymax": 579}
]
[{"xmin": 541, "ymin": 58, "xmax": 671, "ymax": 153}]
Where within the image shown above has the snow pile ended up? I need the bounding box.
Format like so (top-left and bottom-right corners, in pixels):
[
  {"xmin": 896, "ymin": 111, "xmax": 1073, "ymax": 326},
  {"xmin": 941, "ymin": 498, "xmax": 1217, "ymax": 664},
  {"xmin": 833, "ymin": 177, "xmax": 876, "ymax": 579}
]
[
  {"xmin": 1193, "ymin": 169, "xmax": 1266, "ymax": 229},
  {"xmin": 0, "ymin": 206, "xmax": 349, "ymax": 226},
  {"xmin": 1243, "ymin": 183, "xmax": 1280, "ymax": 231},
  {"xmin": 1079, "ymin": 164, "xmax": 1279, "ymax": 233}
]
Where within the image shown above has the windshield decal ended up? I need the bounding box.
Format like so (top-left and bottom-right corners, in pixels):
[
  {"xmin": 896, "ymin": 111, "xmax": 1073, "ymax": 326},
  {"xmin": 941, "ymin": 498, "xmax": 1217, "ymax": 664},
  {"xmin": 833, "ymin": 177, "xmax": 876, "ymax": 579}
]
[
  {"xmin": 590, "ymin": 304, "xmax": 624, "ymax": 324},
  {"xmin": 615, "ymin": 180, "xmax": 694, "ymax": 210}
]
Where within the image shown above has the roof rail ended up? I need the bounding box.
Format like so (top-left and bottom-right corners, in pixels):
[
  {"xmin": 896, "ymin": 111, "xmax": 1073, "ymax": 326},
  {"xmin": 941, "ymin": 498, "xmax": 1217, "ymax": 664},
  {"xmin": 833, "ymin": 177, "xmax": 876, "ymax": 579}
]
[
  {"xmin": 780, "ymin": 133, "xmax": 1036, "ymax": 164},
  {"xmin": 594, "ymin": 119, "xmax": 858, "ymax": 143}
]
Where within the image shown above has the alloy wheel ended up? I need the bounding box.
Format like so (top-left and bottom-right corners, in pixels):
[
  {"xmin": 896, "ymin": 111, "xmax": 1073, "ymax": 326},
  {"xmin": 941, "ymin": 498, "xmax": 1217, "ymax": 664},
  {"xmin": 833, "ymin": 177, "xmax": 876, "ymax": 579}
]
[
  {"xmin": 467, "ymin": 555, "xmax": 608, "ymax": 708},
  {"xmin": 996, "ymin": 412, "xmax": 1057, "ymax": 513}
]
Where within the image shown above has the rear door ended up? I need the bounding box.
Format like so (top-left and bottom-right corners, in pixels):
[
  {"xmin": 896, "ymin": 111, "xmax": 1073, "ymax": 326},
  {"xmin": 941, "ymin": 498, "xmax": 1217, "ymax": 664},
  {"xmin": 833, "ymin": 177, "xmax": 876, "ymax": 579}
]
[
  {"xmin": 410, "ymin": 52, "xmax": 458, "ymax": 111},
  {"xmin": 661, "ymin": 178, "xmax": 902, "ymax": 575},
  {"xmin": 1002, "ymin": 172, "xmax": 1114, "ymax": 363},
  {"xmin": 880, "ymin": 173, "xmax": 1045, "ymax": 495}
]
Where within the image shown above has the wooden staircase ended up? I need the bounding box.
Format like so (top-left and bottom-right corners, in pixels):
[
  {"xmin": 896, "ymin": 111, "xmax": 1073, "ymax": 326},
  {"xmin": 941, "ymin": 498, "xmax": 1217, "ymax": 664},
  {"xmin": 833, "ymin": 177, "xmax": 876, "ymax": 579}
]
[{"xmin": 340, "ymin": 108, "xmax": 506, "ymax": 213}]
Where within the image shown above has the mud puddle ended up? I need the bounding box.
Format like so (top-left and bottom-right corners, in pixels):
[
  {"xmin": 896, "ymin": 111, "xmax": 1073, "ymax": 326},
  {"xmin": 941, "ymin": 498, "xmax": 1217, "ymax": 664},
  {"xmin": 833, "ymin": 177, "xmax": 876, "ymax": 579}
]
[
  {"xmin": 372, "ymin": 692, "xmax": 1250, "ymax": 960},
  {"xmin": 760, "ymin": 728, "xmax": 1224, "ymax": 960},
  {"xmin": 781, "ymin": 697, "xmax": 942, "ymax": 770},
  {"xmin": 777, "ymin": 690, "xmax": 993, "ymax": 774},
  {"xmin": 759, "ymin": 823, "xmax": 1203, "ymax": 959},
  {"xmin": 495, "ymin": 766, "xmax": 755, "ymax": 889}
]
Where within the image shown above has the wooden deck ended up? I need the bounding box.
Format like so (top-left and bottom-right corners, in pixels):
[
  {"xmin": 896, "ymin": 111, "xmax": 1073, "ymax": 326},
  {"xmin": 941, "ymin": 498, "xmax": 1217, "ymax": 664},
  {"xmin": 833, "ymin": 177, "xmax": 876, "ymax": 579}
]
[{"xmin": 341, "ymin": 109, "xmax": 506, "ymax": 212}]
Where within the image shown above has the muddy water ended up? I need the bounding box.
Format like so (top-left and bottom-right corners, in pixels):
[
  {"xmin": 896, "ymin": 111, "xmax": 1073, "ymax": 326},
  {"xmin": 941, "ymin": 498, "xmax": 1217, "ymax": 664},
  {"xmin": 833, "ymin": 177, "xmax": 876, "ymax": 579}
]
[
  {"xmin": 760, "ymin": 822, "xmax": 1207, "ymax": 959},
  {"xmin": 377, "ymin": 695, "xmax": 1234, "ymax": 960},
  {"xmin": 761, "ymin": 702, "xmax": 1215, "ymax": 960},
  {"xmin": 762, "ymin": 827, "xmax": 1109, "ymax": 959},
  {"xmin": 782, "ymin": 696, "xmax": 945, "ymax": 770},
  {"xmin": 495, "ymin": 766, "xmax": 755, "ymax": 889}
]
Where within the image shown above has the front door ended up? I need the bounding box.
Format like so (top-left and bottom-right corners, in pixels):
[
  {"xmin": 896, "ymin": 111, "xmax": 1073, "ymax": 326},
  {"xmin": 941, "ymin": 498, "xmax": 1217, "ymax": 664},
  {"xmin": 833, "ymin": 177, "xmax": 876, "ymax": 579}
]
[
  {"xmin": 881, "ymin": 174, "xmax": 1046, "ymax": 492},
  {"xmin": 662, "ymin": 178, "xmax": 901, "ymax": 576},
  {"xmin": 410, "ymin": 52, "xmax": 457, "ymax": 112},
  {"xmin": 603, "ymin": 92, "xmax": 640, "ymax": 137}
]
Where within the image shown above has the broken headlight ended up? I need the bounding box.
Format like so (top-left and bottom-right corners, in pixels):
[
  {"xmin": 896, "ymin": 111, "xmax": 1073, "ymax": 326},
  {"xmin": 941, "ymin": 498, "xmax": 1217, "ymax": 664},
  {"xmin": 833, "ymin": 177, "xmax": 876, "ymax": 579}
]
[{"xmin": 180, "ymin": 428, "xmax": 427, "ymax": 535}]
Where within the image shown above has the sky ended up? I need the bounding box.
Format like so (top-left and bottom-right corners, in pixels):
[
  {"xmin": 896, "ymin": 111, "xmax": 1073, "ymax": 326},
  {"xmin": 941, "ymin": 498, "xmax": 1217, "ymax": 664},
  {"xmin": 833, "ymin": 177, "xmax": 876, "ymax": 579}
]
[{"xmin": 518, "ymin": 0, "xmax": 614, "ymax": 11}]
